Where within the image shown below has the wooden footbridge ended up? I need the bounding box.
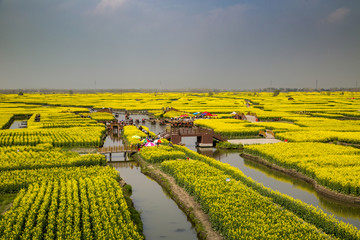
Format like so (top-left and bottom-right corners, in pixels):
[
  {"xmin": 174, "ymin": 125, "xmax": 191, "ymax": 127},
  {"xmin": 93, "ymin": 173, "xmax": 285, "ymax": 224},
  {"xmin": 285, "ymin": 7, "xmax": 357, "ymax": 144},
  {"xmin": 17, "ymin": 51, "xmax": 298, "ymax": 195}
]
[
  {"xmin": 160, "ymin": 127, "xmax": 226, "ymax": 147},
  {"xmin": 98, "ymin": 145, "xmax": 138, "ymax": 161}
]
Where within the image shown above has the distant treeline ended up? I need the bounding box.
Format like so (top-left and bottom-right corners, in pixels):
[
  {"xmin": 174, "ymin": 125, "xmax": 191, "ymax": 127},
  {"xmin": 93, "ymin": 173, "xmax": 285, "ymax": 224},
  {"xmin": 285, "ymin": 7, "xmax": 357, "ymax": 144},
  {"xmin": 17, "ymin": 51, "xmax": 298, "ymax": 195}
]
[{"xmin": 0, "ymin": 88, "xmax": 359, "ymax": 94}]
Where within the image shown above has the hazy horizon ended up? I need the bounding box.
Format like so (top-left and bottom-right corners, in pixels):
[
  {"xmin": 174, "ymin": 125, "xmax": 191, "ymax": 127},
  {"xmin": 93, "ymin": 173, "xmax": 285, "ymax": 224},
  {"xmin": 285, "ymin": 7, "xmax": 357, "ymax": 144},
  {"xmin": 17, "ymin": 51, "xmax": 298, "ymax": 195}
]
[{"xmin": 1, "ymin": 0, "xmax": 360, "ymax": 90}]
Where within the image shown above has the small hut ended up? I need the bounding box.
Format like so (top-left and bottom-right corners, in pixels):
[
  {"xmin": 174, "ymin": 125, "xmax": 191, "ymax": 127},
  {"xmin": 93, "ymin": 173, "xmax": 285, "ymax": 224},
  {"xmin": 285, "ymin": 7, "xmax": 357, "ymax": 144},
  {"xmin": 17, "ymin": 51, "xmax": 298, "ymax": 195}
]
[{"xmin": 234, "ymin": 113, "xmax": 247, "ymax": 120}]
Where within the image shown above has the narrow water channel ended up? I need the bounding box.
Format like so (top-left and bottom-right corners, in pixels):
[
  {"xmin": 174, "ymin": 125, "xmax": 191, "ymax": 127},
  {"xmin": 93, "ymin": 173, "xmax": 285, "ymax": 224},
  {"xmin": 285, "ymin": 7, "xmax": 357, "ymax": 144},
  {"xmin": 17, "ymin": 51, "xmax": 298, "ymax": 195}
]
[{"xmin": 110, "ymin": 161, "xmax": 197, "ymax": 240}]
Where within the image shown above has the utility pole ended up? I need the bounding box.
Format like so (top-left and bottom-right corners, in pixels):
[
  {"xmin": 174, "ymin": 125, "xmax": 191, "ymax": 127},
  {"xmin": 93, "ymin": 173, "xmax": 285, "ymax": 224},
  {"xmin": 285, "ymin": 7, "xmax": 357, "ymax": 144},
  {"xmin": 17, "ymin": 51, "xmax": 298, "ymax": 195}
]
[{"xmin": 316, "ymin": 80, "xmax": 318, "ymax": 90}]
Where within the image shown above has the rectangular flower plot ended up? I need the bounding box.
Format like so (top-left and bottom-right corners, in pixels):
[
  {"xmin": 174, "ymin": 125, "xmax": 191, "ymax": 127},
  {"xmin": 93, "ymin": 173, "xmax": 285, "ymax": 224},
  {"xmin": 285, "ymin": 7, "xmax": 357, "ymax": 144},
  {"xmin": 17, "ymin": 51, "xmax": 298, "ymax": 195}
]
[
  {"xmin": 0, "ymin": 113, "xmax": 14, "ymax": 129},
  {"xmin": 0, "ymin": 144, "xmax": 106, "ymax": 172},
  {"xmin": 0, "ymin": 127, "xmax": 105, "ymax": 147},
  {"xmin": 0, "ymin": 165, "xmax": 119, "ymax": 193},
  {"xmin": 0, "ymin": 177, "xmax": 143, "ymax": 240},
  {"xmin": 140, "ymin": 145, "xmax": 186, "ymax": 163}
]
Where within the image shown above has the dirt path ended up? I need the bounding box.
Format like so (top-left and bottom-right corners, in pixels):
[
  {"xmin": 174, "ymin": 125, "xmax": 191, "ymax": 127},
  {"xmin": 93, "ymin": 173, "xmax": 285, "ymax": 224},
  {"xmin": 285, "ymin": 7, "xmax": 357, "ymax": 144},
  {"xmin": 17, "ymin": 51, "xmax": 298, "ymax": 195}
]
[
  {"xmin": 245, "ymin": 115, "xmax": 257, "ymax": 122},
  {"xmin": 141, "ymin": 162, "xmax": 223, "ymax": 240},
  {"xmin": 228, "ymin": 138, "xmax": 281, "ymax": 145}
]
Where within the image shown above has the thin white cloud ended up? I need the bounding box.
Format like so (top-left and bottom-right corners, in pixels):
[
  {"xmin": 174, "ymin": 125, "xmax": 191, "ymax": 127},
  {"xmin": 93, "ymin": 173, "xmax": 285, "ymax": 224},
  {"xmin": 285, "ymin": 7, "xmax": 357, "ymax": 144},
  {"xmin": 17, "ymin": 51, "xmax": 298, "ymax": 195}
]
[
  {"xmin": 90, "ymin": 0, "xmax": 127, "ymax": 15},
  {"xmin": 324, "ymin": 7, "xmax": 350, "ymax": 24}
]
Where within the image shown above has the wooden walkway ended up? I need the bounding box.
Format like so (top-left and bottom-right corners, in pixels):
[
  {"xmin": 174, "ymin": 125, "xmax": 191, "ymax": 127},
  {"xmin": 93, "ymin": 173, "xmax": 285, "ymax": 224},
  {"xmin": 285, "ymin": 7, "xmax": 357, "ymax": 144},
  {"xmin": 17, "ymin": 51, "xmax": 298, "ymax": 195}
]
[
  {"xmin": 245, "ymin": 115, "xmax": 257, "ymax": 122},
  {"xmin": 98, "ymin": 146, "xmax": 138, "ymax": 154},
  {"xmin": 228, "ymin": 139, "xmax": 281, "ymax": 145}
]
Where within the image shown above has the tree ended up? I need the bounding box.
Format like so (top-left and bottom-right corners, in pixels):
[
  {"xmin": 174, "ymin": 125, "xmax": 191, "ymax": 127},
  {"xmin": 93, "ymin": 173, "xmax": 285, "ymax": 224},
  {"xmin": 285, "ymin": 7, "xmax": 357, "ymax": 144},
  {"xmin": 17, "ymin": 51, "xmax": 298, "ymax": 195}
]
[
  {"xmin": 18, "ymin": 91, "xmax": 24, "ymax": 96},
  {"xmin": 273, "ymin": 89, "xmax": 280, "ymax": 97}
]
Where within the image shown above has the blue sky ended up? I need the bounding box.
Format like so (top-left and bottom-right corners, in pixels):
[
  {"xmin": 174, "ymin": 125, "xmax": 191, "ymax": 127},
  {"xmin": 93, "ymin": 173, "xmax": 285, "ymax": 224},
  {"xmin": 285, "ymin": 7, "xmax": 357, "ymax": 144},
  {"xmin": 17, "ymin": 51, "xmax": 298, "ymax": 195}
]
[{"xmin": 0, "ymin": 0, "xmax": 359, "ymax": 90}]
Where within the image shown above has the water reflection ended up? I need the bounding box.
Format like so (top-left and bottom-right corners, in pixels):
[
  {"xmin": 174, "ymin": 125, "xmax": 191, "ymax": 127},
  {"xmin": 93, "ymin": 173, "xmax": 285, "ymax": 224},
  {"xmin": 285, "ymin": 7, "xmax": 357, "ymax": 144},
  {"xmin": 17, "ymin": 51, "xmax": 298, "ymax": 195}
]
[
  {"xmin": 102, "ymin": 134, "xmax": 124, "ymax": 147},
  {"xmin": 212, "ymin": 150, "xmax": 360, "ymax": 228},
  {"xmin": 9, "ymin": 120, "xmax": 27, "ymax": 129},
  {"xmin": 242, "ymin": 157, "xmax": 314, "ymax": 192},
  {"xmin": 113, "ymin": 113, "xmax": 149, "ymax": 121},
  {"xmin": 181, "ymin": 136, "xmax": 199, "ymax": 151},
  {"xmin": 109, "ymin": 161, "xmax": 139, "ymax": 168},
  {"xmin": 109, "ymin": 161, "xmax": 197, "ymax": 240}
]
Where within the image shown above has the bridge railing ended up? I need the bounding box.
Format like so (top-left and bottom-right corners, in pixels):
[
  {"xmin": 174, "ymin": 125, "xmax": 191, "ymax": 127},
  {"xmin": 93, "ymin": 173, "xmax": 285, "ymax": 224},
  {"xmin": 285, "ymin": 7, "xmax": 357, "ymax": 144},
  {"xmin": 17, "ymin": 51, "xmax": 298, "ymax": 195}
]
[
  {"xmin": 165, "ymin": 127, "xmax": 215, "ymax": 135},
  {"xmin": 160, "ymin": 127, "xmax": 227, "ymax": 141},
  {"xmin": 266, "ymin": 130, "xmax": 275, "ymax": 137},
  {"xmin": 98, "ymin": 145, "xmax": 138, "ymax": 153}
]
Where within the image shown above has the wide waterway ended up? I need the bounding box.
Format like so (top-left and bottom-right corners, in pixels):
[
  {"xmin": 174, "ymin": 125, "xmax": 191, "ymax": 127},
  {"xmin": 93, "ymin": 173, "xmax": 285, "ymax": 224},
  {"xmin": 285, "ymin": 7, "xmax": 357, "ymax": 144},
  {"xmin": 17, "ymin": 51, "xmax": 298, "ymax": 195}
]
[{"xmin": 112, "ymin": 112, "xmax": 360, "ymax": 230}]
